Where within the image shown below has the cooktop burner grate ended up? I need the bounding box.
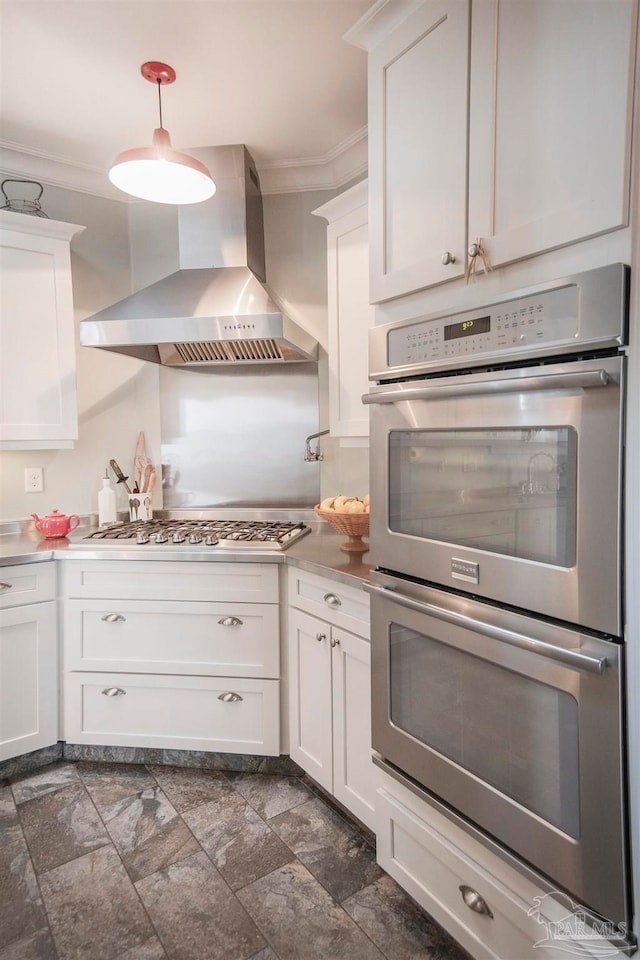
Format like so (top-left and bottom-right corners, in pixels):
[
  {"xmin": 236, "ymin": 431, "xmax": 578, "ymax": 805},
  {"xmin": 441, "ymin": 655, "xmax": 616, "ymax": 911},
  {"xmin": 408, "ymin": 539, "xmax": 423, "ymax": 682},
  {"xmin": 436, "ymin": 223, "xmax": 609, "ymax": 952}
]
[{"xmin": 80, "ymin": 518, "xmax": 310, "ymax": 550}]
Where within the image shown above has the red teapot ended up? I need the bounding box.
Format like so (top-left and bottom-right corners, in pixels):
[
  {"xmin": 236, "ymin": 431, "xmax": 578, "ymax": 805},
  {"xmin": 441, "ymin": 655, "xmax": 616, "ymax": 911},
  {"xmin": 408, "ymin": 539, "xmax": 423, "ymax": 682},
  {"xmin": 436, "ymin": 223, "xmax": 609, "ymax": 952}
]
[{"xmin": 32, "ymin": 509, "xmax": 80, "ymax": 539}]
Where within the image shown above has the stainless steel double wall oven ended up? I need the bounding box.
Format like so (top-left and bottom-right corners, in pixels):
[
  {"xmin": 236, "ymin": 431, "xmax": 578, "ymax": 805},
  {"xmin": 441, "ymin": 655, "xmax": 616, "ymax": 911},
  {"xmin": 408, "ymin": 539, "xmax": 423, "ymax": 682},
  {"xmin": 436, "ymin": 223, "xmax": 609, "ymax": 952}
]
[{"xmin": 364, "ymin": 264, "xmax": 631, "ymax": 930}]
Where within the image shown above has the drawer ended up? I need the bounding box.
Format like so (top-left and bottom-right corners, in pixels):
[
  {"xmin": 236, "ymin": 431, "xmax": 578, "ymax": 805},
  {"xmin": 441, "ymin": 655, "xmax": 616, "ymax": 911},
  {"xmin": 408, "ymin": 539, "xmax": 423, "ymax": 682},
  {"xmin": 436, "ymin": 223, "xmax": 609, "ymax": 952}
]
[
  {"xmin": 287, "ymin": 566, "xmax": 370, "ymax": 637},
  {"xmin": 64, "ymin": 599, "xmax": 279, "ymax": 678},
  {"xmin": 65, "ymin": 673, "xmax": 280, "ymax": 755},
  {"xmin": 0, "ymin": 561, "xmax": 56, "ymax": 609},
  {"xmin": 62, "ymin": 560, "xmax": 279, "ymax": 603},
  {"xmin": 376, "ymin": 778, "xmax": 602, "ymax": 960}
]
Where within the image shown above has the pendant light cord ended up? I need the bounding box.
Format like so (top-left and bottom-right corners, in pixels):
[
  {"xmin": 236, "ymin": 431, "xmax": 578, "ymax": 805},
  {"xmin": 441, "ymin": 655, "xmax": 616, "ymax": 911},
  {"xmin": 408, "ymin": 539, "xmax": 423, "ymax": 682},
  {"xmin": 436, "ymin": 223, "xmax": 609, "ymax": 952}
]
[{"xmin": 157, "ymin": 79, "xmax": 164, "ymax": 129}]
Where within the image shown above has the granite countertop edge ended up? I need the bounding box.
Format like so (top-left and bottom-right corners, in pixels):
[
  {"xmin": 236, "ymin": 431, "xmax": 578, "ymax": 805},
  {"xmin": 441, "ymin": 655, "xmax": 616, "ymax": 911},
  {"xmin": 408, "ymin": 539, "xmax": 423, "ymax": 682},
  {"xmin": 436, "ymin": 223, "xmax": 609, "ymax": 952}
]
[{"xmin": 0, "ymin": 524, "xmax": 374, "ymax": 589}]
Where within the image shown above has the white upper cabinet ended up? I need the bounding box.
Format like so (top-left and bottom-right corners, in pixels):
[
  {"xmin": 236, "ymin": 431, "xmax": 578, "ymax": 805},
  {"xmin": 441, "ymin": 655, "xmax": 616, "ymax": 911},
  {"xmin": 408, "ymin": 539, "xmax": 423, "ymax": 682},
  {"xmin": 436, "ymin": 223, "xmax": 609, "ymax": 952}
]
[
  {"xmin": 313, "ymin": 181, "xmax": 374, "ymax": 438},
  {"xmin": 347, "ymin": 0, "xmax": 636, "ymax": 303},
  {"xmin": 0, "ymin": 211, "xmax": 85, "ymax": 449},
  {"xmin": 365, "ymin": 0, "xmax": 469, "ymax": 301},
  {"xmin": 468, "ymin": 0, "xmax": 637, "ymax": 270}
]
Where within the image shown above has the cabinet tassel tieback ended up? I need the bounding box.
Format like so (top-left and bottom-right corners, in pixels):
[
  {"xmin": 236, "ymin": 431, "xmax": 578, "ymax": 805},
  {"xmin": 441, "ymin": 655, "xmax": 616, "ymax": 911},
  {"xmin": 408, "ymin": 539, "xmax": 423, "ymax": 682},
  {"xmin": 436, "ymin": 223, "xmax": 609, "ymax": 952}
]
[{"xmin": 465, "ymin": 238, "xmax": 492, "ymax": 284}]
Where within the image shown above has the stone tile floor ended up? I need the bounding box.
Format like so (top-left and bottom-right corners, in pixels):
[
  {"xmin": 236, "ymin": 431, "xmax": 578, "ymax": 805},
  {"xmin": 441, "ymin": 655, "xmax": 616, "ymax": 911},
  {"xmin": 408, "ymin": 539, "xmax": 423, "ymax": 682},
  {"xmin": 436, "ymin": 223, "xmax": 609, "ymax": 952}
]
[{"xmin": 0, "ymin": 761, "xmax": 470, "ymax": 960}]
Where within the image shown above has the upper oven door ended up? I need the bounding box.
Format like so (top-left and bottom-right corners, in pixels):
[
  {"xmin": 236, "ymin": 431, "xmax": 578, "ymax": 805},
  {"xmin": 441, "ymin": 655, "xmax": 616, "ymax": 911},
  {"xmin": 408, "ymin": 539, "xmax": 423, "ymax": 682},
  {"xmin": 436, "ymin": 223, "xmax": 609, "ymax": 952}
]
[{"xmin": 365, "ymin": 354, "xmax": 624, "ymax": 635}]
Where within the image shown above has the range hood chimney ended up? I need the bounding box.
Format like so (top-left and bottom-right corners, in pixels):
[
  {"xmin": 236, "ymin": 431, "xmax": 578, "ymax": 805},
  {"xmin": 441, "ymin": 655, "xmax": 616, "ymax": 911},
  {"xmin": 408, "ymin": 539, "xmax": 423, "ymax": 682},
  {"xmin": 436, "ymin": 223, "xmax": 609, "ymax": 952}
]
[{"xmin": 80, "ymin": 145, "xmax": 318, "ymax": 366}]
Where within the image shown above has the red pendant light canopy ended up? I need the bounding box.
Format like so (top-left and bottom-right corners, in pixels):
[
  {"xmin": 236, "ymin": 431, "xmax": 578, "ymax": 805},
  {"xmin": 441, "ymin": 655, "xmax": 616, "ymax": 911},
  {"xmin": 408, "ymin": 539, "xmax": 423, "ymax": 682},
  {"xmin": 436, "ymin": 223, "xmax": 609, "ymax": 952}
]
[{"xmin": 108, "ymin": 62, "xmax": 216, "ymax": 205}]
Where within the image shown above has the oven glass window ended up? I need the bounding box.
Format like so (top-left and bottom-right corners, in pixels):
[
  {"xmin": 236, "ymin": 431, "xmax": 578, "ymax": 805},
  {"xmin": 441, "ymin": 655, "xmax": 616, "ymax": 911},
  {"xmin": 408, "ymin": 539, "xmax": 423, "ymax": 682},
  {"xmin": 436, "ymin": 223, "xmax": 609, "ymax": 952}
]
[
  {"xmin": 389, "ymin": 624, "xmax": 580, "ymax": 837},
  {"xmin": 388, "ymin": 428, "xmax": 577, "ymax": 566}
]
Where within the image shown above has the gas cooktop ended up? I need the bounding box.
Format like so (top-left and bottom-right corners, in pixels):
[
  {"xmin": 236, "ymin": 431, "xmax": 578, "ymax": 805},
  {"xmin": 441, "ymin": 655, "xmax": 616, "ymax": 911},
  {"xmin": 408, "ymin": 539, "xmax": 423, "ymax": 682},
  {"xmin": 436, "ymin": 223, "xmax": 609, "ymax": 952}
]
[{"xmin": 77, "ymin": 518, "xmax": 310, "ymax": 551}]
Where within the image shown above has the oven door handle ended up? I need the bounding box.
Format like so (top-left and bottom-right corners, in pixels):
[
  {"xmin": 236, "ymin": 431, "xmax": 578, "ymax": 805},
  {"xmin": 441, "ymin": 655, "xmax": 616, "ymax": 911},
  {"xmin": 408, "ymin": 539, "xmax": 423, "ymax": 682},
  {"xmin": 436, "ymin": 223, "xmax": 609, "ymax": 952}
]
[
  {"xmin": 363, "ymin": 583, "xmax": 608, "ymax": 675},
  {"xmin": 362, "ymin": 369, "xmax": 610, "ymax": 404}
]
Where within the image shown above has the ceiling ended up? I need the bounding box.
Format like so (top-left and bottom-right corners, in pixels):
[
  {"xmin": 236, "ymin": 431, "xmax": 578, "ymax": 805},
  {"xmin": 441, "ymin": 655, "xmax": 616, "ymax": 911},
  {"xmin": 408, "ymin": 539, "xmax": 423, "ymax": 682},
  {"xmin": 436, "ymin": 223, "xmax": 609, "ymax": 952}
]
[{"xmin": 0, "ymin": 0, "xmax": 371, "ymax": 197}]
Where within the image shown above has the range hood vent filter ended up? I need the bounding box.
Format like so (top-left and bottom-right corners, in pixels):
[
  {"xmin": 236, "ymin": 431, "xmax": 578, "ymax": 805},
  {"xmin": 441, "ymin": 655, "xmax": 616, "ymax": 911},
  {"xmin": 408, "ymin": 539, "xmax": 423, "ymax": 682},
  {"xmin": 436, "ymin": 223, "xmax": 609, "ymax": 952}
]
[{"xmin": 170, "ymin": 338, "xmax": 285, "ymax": 364}]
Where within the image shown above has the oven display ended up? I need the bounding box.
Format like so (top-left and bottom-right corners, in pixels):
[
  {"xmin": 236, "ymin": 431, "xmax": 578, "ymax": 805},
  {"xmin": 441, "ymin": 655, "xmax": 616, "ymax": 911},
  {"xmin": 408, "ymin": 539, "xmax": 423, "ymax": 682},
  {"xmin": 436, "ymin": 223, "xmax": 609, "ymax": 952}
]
[{"xmin": 444, "ymin": 315, "xmax": 491, "ymax": 341}]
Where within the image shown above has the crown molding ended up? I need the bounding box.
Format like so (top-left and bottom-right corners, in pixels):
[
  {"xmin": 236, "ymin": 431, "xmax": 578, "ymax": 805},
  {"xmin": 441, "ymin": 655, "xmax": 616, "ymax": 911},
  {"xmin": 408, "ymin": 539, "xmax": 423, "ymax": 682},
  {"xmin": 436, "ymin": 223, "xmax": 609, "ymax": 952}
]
[
  {"xmin": 258, "ymin": 126, "xmax": 368, "ymax": 195},
  {"xmin": 311, "ymin": 177, "xmax": 368, "ymax": 222},
  {"xmin": 343, "ymin": 0, "xmax": 425, "ymax": 51},
  {"xmin": 0, "ymin": 140, "xmax": 125, "ymax": 202},
  {"xmin": 0, "ymin": 128, "xmax": 368, "ymax": 202}
]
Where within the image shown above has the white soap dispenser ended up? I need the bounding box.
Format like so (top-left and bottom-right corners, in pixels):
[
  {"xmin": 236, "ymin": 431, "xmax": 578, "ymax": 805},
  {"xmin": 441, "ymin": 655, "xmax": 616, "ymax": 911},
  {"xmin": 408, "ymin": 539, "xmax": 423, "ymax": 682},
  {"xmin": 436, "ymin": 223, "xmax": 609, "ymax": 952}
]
[{"xmin": 98, "ymin": 469, "xmax": 117, "ymax": 527}]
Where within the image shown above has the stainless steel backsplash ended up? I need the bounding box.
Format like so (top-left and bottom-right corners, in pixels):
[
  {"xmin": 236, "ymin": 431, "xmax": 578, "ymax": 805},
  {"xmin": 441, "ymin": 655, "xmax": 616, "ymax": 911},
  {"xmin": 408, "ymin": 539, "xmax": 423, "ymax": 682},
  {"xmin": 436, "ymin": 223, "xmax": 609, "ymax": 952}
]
[{"xmin": 160, "ymin": 364, "xmax": 320, "ymax": 508}]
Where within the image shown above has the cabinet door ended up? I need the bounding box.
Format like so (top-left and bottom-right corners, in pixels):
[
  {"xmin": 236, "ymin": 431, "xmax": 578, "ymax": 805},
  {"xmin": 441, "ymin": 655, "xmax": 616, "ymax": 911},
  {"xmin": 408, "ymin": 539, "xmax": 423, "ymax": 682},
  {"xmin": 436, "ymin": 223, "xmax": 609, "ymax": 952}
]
[
  {"xmin": 0, "ymin": 213, "xmax": 84, "ymax": 449},
  {"xmin": 288, "ymin": 607, "xmax": 333, "ymax": 791},
  {"xmin": 368, "ymin": 0, "xmax": 469, "ymax": 302},
  {"xmin": 331, "ymin": 627, "xmax": 377, "ymax": 831},
  {"xmin": 469, "ymin": 0, "xmax": 636, "ymax": 268},
  {"xmin": 314, "ymin": 182, "xmax": 374, "ymax": 438},
  {"xmin": 0, "ymin": 601, "xmax": 58, "ymax": 761}
]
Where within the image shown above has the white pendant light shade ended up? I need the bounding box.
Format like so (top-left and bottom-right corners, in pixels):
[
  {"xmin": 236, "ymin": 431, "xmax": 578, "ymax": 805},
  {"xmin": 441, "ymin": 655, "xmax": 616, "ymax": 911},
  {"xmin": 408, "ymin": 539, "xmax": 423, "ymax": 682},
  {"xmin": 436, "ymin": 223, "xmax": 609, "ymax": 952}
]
[
  {"xmin": 109, "ymin": 128, "xmax": 216, "ymax": 204},
  {"xmin": 108, "ymin": 62, "xmax": 216, "ymax": 205}
]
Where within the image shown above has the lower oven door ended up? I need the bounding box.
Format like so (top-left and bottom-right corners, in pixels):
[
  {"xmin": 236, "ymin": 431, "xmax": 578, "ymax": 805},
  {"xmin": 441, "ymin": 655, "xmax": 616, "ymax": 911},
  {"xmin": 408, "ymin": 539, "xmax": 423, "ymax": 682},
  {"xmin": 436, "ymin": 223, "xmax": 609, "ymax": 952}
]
[{"xmin": 366, "ymin": 572, "xmax": 628, "ymax": 925}]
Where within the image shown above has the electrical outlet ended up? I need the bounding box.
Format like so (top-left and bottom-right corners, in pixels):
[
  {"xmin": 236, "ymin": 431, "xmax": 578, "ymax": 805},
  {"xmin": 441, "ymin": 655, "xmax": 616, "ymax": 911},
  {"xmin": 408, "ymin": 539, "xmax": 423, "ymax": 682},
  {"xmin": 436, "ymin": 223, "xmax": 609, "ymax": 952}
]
[{"xmin": 24, "ymin": 467, "xmax": 44, "ymax": 493}]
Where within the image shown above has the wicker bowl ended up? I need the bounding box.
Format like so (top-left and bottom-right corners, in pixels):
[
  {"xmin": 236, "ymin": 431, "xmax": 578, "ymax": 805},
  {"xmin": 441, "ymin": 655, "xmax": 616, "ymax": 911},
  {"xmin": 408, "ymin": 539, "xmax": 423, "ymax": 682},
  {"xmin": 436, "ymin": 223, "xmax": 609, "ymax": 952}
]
[{"xmin": 314, "ymin": 505, "xmax": 370, "ymax": 553}]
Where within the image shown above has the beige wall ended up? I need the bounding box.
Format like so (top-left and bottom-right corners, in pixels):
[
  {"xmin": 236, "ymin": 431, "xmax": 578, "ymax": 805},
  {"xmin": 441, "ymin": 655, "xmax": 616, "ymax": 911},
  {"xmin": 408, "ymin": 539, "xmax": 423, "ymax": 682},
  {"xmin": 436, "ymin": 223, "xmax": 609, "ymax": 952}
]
[{"xmin": 0, "ymin": 179, "xmax": 368, "ymax": 521}]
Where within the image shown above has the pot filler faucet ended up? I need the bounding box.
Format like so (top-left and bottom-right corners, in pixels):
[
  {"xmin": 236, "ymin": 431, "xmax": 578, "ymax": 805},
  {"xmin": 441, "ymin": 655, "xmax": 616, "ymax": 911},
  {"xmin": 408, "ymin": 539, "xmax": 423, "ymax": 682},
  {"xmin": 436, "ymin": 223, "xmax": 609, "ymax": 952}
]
[{"xmin": 304, "ymin": 429, "xmax": 329, "ymax": 461}]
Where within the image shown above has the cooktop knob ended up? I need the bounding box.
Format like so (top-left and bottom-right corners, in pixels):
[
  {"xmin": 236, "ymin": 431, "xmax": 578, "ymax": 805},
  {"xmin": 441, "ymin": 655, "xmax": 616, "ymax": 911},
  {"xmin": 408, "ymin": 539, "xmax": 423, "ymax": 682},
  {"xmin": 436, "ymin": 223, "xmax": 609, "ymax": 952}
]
[
  {"xmin": 172, "ymin": 530, "xmax": 186, "ymax": 544},
  {"xmin": 136, "ymin": 530, "xmax": 150, "ymax": 544},
  {"xmin": 205, "ymin": 533, "xmax": 219, "ymax": 546},
  {"xmin": 154, "ymin": 529, "xmax": 168, "ymax": 544},
  {"xmin": 188, "ymin": 532, "xmax": 203, "ymax": 544}
]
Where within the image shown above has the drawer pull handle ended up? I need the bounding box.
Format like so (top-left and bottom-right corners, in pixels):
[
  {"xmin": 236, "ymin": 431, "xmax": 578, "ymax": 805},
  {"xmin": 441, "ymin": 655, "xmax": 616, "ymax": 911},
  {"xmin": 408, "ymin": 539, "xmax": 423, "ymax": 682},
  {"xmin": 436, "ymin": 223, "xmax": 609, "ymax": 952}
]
[
  {"xmin": 102, "ymin": 687, "xmax": 126, "ymax": 697},
  {"xmin": 323, "ymin": 593, "xmax": 342, "ymax": 607},
  {"xmin": 218, "ymin": 691, "xmax": 243, "ymax": 703},
  {"xmin": 459, "ymin": 885, "xmax": 493, "ymax": 918},
  {"xmin": 330, "ymin": 637, "xmax": 340, "ymax": 648},
  {"xmin": 218, "ymin": 616, "xmax": 243, "ymax": 626},
  {"xmin": 0, "ymin": 582, "xmax": 12, "ymax": 590},
  {"xmin": 101, "ymin": 613, "xmax": 126, "ymax": 623},
  {"xmin": 316, "ymin": 632, "xmax": 327, "ymax": 642}
]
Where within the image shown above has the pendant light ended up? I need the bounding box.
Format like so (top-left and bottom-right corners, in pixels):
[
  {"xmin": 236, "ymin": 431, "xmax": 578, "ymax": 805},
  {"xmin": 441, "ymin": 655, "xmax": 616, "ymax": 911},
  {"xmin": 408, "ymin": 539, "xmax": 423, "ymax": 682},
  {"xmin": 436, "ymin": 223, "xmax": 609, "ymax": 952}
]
[{"xmin": 108, "ymin": 62, "xmax": 216, "ymax": 205}]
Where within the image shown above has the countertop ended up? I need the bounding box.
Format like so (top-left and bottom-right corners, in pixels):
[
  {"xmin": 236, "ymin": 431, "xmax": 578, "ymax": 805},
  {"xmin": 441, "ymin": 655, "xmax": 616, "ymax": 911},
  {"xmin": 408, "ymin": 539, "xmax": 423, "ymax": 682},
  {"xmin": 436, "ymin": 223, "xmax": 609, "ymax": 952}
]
[{"xmin": 0, "ymin": 522, "xmax": 374, "ymax": 589}]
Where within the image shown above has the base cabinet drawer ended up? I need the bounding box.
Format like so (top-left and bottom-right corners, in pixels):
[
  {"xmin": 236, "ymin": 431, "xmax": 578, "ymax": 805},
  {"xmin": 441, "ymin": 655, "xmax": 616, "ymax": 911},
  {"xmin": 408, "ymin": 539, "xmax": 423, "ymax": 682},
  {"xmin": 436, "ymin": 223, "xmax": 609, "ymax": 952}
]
[
  {"xmin": 0, "ymin": 561, "xmax": 56, "ymax": 609},
  {"xmin": 287, "ymin": 566, "xmax": 370, "ymax": 637},
  {"xmin": 65, "ymin": 673, "xmax": 280, "ymax": 755},
  {"xmin": 65, "ymin": 600, "xmax": 279, "ymax": 677},
  {"xmin": 63, "ymin": 561, "xmax": 279, "ymax": 603},
  {"xmin": 376, "ymin": 779, "xmax": 625, "ymax": 960}
]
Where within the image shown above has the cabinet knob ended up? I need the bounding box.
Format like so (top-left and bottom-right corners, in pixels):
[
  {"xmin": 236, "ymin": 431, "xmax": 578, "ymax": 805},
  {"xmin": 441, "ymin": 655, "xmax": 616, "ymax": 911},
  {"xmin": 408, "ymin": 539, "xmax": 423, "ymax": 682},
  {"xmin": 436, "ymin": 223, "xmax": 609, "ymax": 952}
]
[
  {"xmin": 102, "ymin": 687, "xmax": 126, "ymax": 697},
  {"xmin": 330, "ymin": 637, "xmax": 341, "ymax": 648},
  {"xmin": 323, "ymin": 593, "xmax": 342, "ymax": 607},
  {"xmin": 218, "ymin": 691, "xmax": 243, "ymax": 703},
  {"xmin": 0, "ymin": 582, "xmax": 13, "ymax": 590},
  {"xmin": 459, "ymin": 885, "xmax": 494, "ymax": 918},
  {"xmin": 468, "ymin": 242, "xmax": 480, "ymax": 258},
  {"xmin": 441, "ymin": 251, "xmax": 456, "ymax": 265},
  {"xmin": 101, "ymin": 613, "xmax": 126, "ymax": 623},
  {"xmin": 218, "ymin": 616, "xmax": 243, "ymax": 626},
  {"xmin": 316, "ymin": 632, "xmax": 327, "ymax": 642}
]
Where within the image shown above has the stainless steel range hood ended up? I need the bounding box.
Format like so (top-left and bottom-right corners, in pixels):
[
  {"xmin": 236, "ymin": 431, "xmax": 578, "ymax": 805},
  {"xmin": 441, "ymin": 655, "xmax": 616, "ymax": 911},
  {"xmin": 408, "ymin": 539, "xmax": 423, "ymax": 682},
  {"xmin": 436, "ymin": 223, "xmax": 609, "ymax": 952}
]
[{"xmin": 80, "ymin": 145, "xmax": 318, "ymax": 367}]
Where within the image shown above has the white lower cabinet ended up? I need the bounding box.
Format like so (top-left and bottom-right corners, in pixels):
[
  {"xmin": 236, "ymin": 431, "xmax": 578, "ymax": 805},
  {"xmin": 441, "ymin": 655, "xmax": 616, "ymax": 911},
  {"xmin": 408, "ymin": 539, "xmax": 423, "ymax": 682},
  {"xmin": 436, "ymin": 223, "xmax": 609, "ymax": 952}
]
[
  {"xmin": 287, "ymin": 567, "xmax": 376, "ymax": 831},
  {"xmin": 376, "ymin": 773, "xmax": 628, "ymax": 960},
  {"xmin": 65, "ymin": 673, "xmax": 279, "ymax": 754},
  {"xmin": 0, "ymin": 562, "xmax": 58, "ymax": 761},
  {"xmin": 62, "ymin": 561, "xmax": 281, "ymax": 755}
]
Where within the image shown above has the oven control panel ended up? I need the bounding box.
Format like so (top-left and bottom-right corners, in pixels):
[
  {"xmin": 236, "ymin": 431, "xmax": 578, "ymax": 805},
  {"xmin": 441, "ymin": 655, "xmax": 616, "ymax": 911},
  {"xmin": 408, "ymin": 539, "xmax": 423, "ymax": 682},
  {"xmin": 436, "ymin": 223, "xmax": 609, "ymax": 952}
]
[{"xmin": 388, "ymin": 285, "xmax": 579, "ymax": 368}]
